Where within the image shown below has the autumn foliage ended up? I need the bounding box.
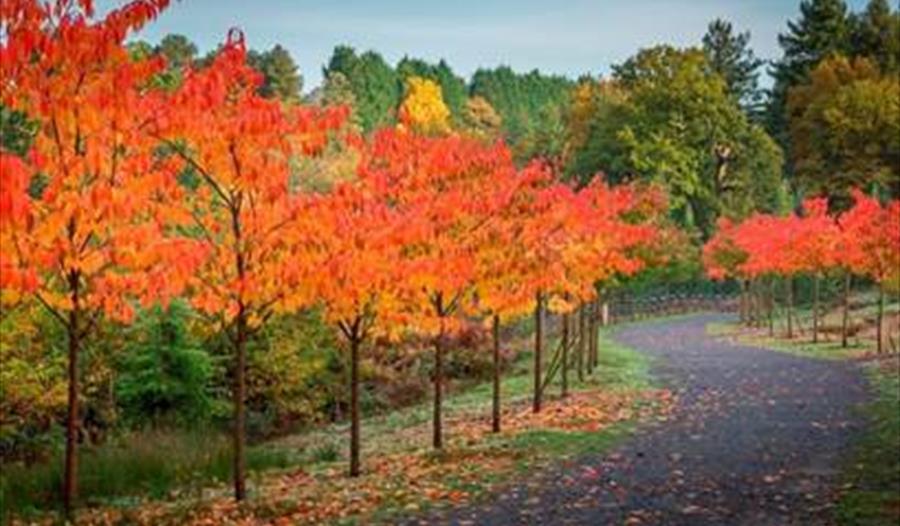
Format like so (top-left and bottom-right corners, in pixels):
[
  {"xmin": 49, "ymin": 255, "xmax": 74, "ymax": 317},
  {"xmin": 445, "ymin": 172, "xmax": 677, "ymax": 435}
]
[
  {"xmin": 703, "ymin": 191, "xmax": 900, "ymax": 349},
  {"xmin": 0, "ymin": 0, "xmax": 671, "ymax": 515}
]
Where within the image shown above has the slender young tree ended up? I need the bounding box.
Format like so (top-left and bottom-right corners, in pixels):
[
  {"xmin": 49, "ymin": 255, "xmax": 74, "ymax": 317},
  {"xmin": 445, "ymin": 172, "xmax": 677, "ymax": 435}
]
[
  {"xmin": 152, "ymin": 33, "xmax": 346, "ymax": 499},
  {"xmin": 0, "ymin": 0, "xmax": 191, "ymax": 513}
]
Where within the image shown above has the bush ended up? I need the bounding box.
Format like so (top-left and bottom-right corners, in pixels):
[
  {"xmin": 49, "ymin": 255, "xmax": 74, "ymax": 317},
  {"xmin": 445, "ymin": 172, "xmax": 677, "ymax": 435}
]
[
  {"xmin": 245, "ymin": 309, "xmax": 342, "ymax": 436},
  {"xmin": 0, "ymin": 304, "xmax": 67, "ymax": 463},
  {"xmin": 116, "ymin": 302, "xmax": 214, "ymax": 427}
]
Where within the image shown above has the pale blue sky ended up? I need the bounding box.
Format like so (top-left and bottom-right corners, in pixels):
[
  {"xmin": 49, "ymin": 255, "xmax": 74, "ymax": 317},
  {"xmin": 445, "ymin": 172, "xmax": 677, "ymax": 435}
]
[{"xmin": 101, "ymin": 0, "xmax": 870, "ymax": 91}]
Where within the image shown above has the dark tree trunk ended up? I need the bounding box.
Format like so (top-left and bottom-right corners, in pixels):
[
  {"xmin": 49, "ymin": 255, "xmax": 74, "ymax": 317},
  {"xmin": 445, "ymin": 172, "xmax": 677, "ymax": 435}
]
[
  {"xmin": 841, "ymin": 273, "xmax": 851, "ymax": 348},
  {"xmin": 739, "ymin": 280, "xmax": 747, "ymax": 325},
  {"xmin": 433, "ymin": 317, "xmax": 445, "ymax": 448},
  {"xmin": 533, "ymin": 292, "xmax": 543, "ymax": 413},
  {"xmin": 577, "ymin": 305, "xmax": 585, "ymax": 382},
  {"xmin": 877, "ymin": 287, "xmax": 884, "ymax": 354},
  {"xmin": 492, "ymin": 315, "xmax": 501, "ymax": 433},
  {"xmin": 768, "ymin": 277, "xmax": 775, "ymax": 337},
  {"xmin": 63, "ymin": 272, "xmax": 81, "ymax": 516},
  {"xmin": 588, "ymin": 300, "xmax": 597, "ymax": 372},
  {"xmin": 561, "ymin": 309, "xmax": 569, "ymax": 398},
  {"xmin": 812, "ymin": 274, "xmax": 820, "ymax": 344},
  {"xmin": 349, "ymin": 334, "xmax": 361, "ymax": 476},
  {"xmin": 786, "ymin": 276, "xmax": 794, "ymax": 339},
  {"xmin": 233, "ymin": 307, "xmax": 248, "ymax": 501}
]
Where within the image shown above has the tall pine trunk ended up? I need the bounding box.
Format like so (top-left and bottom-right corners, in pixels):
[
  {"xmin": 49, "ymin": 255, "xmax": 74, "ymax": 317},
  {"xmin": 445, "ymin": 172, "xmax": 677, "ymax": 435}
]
[
  {"xmin": 349, "ymin": 334, "xmax": 361, "ymax": 475},
  {"xmin": 841, "ymin": 273, "xmax": 851, "ymax": 348},
  {"xmin": 233, "ymin": 306, "xmax": 248, "ymax": 500},
  {"xmin": 533, "ymin": 292, "xmax": 543, "ymax": 413},
  {"xmin": 492, "ymin": 315, "xmax": 501, "ymax": 433},
  {"xmin": 63, "ymin": 271, "xmax": 81, "ymax": 515}
]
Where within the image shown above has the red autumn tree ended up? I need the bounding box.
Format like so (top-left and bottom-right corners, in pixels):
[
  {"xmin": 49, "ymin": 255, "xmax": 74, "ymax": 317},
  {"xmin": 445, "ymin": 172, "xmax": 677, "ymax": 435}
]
[
  {"xmin": 149, "ymin": 32, "xmax": 346, "ymax": 499},
  {"xmin": 839, "ymin": 190, "xmax": 900, "ymax": 353},
  {"xmin": 0, "ymin": 0, "xmax": 196, "ymax": 512},
  {"xmin": 791, "ymin": 198, "xmax": 840, "ymax": 342}
]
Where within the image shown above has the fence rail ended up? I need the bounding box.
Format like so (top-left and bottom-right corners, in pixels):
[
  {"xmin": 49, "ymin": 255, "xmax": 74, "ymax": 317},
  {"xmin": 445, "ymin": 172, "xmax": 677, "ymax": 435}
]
[{"xmin": 607, "ymin": 291, "xmax": 738, "ymax": 323}]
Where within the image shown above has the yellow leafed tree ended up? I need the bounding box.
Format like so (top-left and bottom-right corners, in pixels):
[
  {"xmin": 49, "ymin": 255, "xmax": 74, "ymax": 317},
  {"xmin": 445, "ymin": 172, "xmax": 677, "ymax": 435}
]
[{"xmin": 399, "ymin": 76, "xmax": 452, "ymax": 135}]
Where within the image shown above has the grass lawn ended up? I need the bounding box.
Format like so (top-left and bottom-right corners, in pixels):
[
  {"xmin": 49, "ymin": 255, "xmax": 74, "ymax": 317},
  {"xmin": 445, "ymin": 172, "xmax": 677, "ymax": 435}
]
[{"xmin": 835, "ymin": 360, "xmax": 900, "ymax": 526}]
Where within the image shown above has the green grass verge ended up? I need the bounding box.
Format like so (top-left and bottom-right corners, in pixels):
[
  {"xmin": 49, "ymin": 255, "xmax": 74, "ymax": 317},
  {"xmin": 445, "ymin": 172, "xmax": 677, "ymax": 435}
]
[
  {"xmin": 836, "ymin": 363, "xmax": 900, "ymax": 526},
  {"xmin": 0, "ymin": 429, "xmax": 294, "ymax": 519},
  {"xmin": 705, "ymin": 321, "xmax": 869, "ymax": 361}
]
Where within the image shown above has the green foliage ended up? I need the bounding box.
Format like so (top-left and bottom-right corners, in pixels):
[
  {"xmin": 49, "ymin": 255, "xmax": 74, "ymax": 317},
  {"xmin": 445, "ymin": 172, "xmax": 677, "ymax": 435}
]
[
  {"xmin": 469, "ymin": 66, "xmax": 572, "ymax": 157},
  {"xmin": 702, "ymin": 18, "xmax": 764, "ymax": 114},
  {"xmin": 0, "ymin": 104, "xmax": 37, "ymax": 157},
  {"xmin": 570, "ymin": 46, "xmax": 783, "ymax": 236},
  {"xmin": 850, "ymin": 0, "xmax": 900, "ymax": 74},
  {"xmin": 115, "ymin": 302, "xmax": 214, "ymax": 427},
  {"xmin": 246, "ymin": 309, "xmax": 342, "ymax": 436},
  {"xmin": 768, "ymin": 0, "xmax": 899, "ymax": 178},
  {"xmin": 155, "ymin": 33, "xmax": 198, "ymax": 70},
  {"xmin": 836, "ymin": 362, "xmax": 900, "ymax": 525},
  {"xmin": 0, "ymin": 306, "xmax": 67, "ymax": 463},
  {"xmin": 325, "ymin": 45, "xmax": 400, "ymax": 132},
  {"xmin": 248, "ymin": 44, "xmax": 303, "ymax": 102},
  {"xmin": 787, "ymin": 54, "xmax": 900, "ymax": 203}
]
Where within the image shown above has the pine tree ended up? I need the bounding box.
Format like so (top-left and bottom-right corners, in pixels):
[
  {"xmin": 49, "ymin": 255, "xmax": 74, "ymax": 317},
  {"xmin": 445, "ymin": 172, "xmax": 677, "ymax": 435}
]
[
  {"xmin": 850, "ymin": 0, "xmax": 900, "ymax": 73},
  {"xmin": 702, "ymin": 18, "xmax": 764, "ymax": 115},
  {"xmin": 768, "ymin": 0, "xmax": 853, "ymax": 176},
  {"xmin": 248, "ymin": 44, "xmax": 303, "ymax": 102}
]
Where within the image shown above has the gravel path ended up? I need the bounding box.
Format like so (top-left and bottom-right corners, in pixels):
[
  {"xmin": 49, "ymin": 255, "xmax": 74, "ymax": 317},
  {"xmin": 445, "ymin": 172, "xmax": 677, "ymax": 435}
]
[{"xmin": 401, "ymin": 314, "xmax": 870, "ymax": 525}]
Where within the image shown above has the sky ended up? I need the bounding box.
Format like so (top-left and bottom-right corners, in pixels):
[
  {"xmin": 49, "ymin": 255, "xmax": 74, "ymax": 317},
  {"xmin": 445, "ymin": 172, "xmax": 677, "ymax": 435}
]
[{"xmin": 103, "ymin": 0, "xmax": 871, "ymax": 92}]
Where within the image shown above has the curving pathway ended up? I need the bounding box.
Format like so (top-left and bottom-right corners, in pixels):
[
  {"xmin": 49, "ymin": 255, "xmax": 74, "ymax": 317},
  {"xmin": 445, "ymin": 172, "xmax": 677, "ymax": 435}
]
[{"xmin": 401, "ymin": 314, "xmax": 870, "ymax": 525}]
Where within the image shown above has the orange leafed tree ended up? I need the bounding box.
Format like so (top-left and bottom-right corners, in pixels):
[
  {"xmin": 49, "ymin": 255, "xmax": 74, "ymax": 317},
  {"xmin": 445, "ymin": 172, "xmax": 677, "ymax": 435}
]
[
  {"xmin": 361, "ymin": 129, "xmax": 523, "ymax": 449},
  {"xmin": 309, "ymin": 171, "xmax": 416, "ymax": 476},
  {"xmin": 149, "ymin": 32, "xmax": 347, "ymax": 499},
  {"xmin": 0, "ymin": 0, "xmax": 201, "ymax": 513}
]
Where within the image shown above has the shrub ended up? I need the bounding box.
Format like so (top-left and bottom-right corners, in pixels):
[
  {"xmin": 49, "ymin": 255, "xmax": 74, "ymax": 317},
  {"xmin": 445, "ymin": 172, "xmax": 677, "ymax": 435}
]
[{"xmin": 116, "ymin": 302, "xmax": 214, "ymax": 427}]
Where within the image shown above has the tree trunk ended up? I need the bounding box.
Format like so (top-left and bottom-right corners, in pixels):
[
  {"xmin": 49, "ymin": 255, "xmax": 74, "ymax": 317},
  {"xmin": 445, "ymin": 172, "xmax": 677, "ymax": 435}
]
[
  {"xmin": 786, "ymin": 276, "xmax": 794, "ymax": 339},
  {"xmin": 812, "ymin": 274, "xmax": 820, "ymax": 344},
  {"xmin": 233, "ymin": 308, "xmax": 248, "ymax": 500},
  {"xmin": 349, "ymin": 335, "xmax": 361, "ymax": 476},
  {"xmin": 492, "ymin": 315, "xmax": 501, "ymax": 433},
  {"xmin": 533, "ymin": 292, "xmax": 543, "ymax": 414},
  {"xmin": 877, "ymin": 286, "xmax": 884, "ymax": 354},
  {"xmin": 433, "ymin": 318, "xmax": 445, "ymax": 448},
  {"xmin": 577, "ymin": 305, "xmax": 585, "ymax": 382},
  {"xmin": 768, "ymin": 277, "xmax": 775, "ymax": 337},
  {"xmin": 590, "ymin": 299, "xmax": 599, "ymax": 371},
  {"xmin": 561, "ymin": 309, "xmax": 569, "ymax": 398},
  {"xmin": 739, "ymin": 280, "xmax": 747, "ymax": 325},
  {"xmin": 63, "ymin": 274, "xmax": 80, "ymax": 515},
  {"xmin": 841, "ymin": 273, "xmax": 851, "ymax": 348}
]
